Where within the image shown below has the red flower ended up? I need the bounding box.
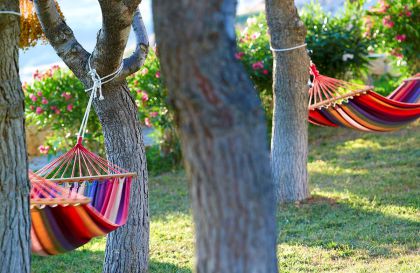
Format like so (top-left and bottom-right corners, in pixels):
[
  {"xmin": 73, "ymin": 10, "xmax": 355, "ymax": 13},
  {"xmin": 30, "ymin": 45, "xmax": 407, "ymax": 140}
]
[
  {"xmin": 235, "ymin": 52, "xmax": 245, "ymax": 60},
  {"xmin": 395, "ymin": 34, "xmax": 407, "ymax": 42},
  {"xmin": 67, "ymin": 104, "xmax": 73, "ymax": 112},
  {"xmin": 252, "ymin": 61, "xmax": 264, "ymax": 70},
  {"xmin": 155, "ymin": 71, "xmax": 161, "ymax": 78},
  {"xmin": 263, "ymin": 69, "xmax": 269, "ymax": 75},
  {"xmin": 35, "ymin": 107, "xmax": 43, "ymax": 115},
  {"xmin": 383, "ymin": 16, "xmax": 394, "ymax": 28}
]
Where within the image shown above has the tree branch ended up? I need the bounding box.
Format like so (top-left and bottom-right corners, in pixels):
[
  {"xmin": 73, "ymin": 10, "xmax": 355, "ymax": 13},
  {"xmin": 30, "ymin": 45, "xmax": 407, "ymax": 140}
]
[
  {"xmin": 33, "ymin": 0, "xmax": 89, "ymax": 80},
  {"xmin": 118, "ymin": 8, "xmax": 149, "ymax": 79},
  {"xmin": 90, "ymin": 0, "xmax": 142, "ymax": 77}
]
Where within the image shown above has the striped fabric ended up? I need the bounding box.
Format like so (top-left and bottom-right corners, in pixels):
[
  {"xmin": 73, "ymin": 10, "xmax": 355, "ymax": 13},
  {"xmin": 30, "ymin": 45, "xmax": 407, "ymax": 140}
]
[
  {"xmin": 31, "ymin": 176, "xmax": 132, "ymax": 256},
  {"xmin": 308, "ymin": 75, "xmax": 420, "ymax": 132}
]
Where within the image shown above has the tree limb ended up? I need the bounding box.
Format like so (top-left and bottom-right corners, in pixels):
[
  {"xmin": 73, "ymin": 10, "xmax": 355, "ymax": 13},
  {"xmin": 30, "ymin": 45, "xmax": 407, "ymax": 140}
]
[
  {"xmin": 118, "ymin": 8, "xmax": 149, "ymax": 80},
  {"xmin": 33, "ymin": 0, "xmax": 89, "ymax": 80},
  {"xmin": 90, "ymin": 0, "xmax": 142, "ymax": 77}
]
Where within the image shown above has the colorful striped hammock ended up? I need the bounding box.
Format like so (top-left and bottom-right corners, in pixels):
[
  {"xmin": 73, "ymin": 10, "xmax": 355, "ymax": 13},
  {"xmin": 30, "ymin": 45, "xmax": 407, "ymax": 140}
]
[
  {"xmin": 308, "ymin": 64, "xmax": 420, "ymax": 132},
  {"xmin": 30, "ymin": 138, "xmax": 135, "ymax": 256}
]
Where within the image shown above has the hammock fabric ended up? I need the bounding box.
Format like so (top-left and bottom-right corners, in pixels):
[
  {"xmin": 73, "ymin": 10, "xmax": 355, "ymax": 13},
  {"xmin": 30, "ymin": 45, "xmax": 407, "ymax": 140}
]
[
  {"xmin": 308, "ymin": 64, "xmax": 420, "ymax": 132},
  {"xmin": 30, "ymin": 138, "xmax": 135, "ymax": 256}
]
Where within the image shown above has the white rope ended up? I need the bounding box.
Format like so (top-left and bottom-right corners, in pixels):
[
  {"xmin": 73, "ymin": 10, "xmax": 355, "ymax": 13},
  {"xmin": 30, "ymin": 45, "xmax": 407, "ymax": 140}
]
[
  {"xmin": 77, "ymin": 90, "xmax": 95, "ymax": 139},
  {"xmin": 85, "ymin": 54, "xmax": 123, "ymax": 100},
  {"xmin": 0, "ymin": 11, "xmax": 21, "ymax": 16},
  {"xmin": 77, "ymin": 55, "xmax": 123, "ymax": 139},
  {"xmin": 270, "ymin": 43, "xmax": 307, "ymax": 52}
]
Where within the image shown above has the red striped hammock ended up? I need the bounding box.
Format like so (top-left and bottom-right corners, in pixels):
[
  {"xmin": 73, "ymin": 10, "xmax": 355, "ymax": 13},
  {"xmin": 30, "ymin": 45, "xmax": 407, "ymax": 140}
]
[
  {"xmin": 30, "ymin": 139, "xmax": 135, "ymax": 256},
  {"xmin": 308, "ymin": 64, "xmax": 420, "ymax": 132}
]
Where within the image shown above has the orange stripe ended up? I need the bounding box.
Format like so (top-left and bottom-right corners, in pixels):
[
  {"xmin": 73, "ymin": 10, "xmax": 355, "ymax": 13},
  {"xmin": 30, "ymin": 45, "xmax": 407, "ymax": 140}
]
[
  {"xmin": 339, "ymin": 104, "xmax": 395, "ymax": 132},
  {"xmin": 31, "ymin": 209, "xmax": 61, "ymax": 255}
]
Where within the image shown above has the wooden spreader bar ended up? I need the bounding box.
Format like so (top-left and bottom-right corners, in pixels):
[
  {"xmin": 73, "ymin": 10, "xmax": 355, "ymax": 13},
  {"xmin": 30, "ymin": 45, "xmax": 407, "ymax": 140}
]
[{"xmin": 48, "ymin": 172, "xmax": 137, "ymax": 183}]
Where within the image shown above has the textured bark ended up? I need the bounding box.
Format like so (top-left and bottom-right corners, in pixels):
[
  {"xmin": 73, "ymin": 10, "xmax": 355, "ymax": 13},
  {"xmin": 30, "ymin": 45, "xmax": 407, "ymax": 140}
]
[
  {"xmin": 0, "ymin": 0, "xmax": 31, "ymax": 272},
  {"xmin": 266, "ymin": 0, "xmax": 310, "ymax": 203},
  {"xmin": 153, "ymin": 1, "xmax": 278, "ymax": 273},
  {"xmin": 97, "ymin": 83, "xmax": 149, "ymax": 273},
  {"xmin": 33, "ymin": 1, "xmax": 149, "ymax": 272}
]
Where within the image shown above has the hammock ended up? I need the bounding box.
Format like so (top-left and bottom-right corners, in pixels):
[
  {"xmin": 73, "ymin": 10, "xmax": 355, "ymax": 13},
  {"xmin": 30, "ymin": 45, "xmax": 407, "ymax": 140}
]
[
  {"xmin": 30, "ymin": 144, "xmax": 135, "ymax": 255},
  {"xmin": 308, "ymin": 64, "xmax": 420, "ymax": 132},
  {"xmin": 31, "ymin": 72, "xmax": 136, "ymax": 255}
]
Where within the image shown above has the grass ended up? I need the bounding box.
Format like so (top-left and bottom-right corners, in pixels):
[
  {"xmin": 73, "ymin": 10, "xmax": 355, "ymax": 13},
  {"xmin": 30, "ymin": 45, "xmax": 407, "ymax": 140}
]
[{"xmin": 32, "ymin": 123, "xmax": 420, "ymax": 273}]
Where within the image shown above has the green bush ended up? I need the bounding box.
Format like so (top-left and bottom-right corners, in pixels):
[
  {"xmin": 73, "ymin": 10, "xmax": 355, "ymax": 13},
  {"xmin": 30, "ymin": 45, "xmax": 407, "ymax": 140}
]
[{"xmin": 366, "ymin": 0, "xmax": 419, "ymax": 74}]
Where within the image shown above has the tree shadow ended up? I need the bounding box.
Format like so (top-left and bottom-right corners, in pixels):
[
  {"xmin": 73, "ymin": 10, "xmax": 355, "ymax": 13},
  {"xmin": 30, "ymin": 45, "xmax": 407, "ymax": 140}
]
[
  {"xmin": 308, "ymin": 123, "xmax": 420, "ymax": 209},
  {"xmin": 32, "ymin": 246, "xmax": 192, "ymax": 273},
  {"xmin": 277, "ymin": 195, "xmax": 419, "ymax": 258}
]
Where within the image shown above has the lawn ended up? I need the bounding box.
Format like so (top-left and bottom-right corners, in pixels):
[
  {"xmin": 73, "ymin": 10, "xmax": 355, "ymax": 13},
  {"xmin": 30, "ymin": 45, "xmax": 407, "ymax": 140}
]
[{"xmin": 32, "ymin": 123, "xmax": 420, "ymax": 273}]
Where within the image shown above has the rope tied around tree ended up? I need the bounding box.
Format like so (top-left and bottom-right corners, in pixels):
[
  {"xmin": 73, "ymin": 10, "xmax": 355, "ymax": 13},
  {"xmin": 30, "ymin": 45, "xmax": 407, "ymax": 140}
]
[{"xmin": 77, "ymin": 55, "xmax": 123, "ymax": 141}]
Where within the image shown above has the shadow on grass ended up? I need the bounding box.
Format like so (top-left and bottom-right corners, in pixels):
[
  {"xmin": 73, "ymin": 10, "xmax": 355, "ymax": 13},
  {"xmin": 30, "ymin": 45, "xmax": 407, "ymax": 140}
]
[
  {"xmin": 277, "ymin": 194, "xmax": 419, "ymax": 258},
  {"xmin": 308, "ymin": 124, "xmax": 420, "ymax": 209},
  {"xmin": 32, "ymin": 248, "xmax": 192, "ymax": 273}
]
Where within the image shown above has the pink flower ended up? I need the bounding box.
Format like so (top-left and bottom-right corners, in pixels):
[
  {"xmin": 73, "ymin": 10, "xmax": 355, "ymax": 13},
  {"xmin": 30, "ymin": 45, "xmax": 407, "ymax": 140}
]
[
  {"xmin": 29, "ymin": 94, "xmax": 37, "ymax": 102},
  {"xmin": 144, "ymin": 118, "xmax": 152, "ymax": 127},
  {"xmin": 29, "ymin": 105, "xmax": 35, "ymax": 111},
  {"xmin": 41, "ymin": 97, "xmax": 48, "ymax": 105},
  {"xmin": 383, "ymin": 16, "xmax": 394, "ymax": 28},
  {"xmin": 391, "ymin": 48, "xmax": 403, "ymax": 59},
  {"xmin": 140, "ymin": 68, "xmax": 149, "ymax": 75},
  {"xmin": 141, "ymin": 91, "xmax": 149, "ymax": 102},
  {"xmin": 405, "ymin": 10, "xmax": 412, "ymax": 17},
  {"xmin": 61, "ymin": 92, "xmax": 72, "ymax": 100},
  {"xmin": 33, "ymin": 70, "xmax": 40, "ymax": 79},
  {"xmin": 35, "ymin": 107, "xmax": 43, "ymax": 115},
  {"xmin": 67, "ymin": 104, "xmax": 73, "ymax": 112},
  {"xmin": 55, "ymin": 109, "xmax": 61, "ymax": 114},
  {"xmin": 38, "ymin": 145, "xmax": 50, "ymax": 155},
  {"xmin": 150, "ymin": 111, "xmax": 158, "ymax": 117},
  {"xmin": 252, "ymin": 61, "xmax": 264, "ymax": 70},
  {"xmin": 37, "ymin": 91, "xmax": 43, "ymax": 97},
  {"xmin": 251, "ymin": 32, "xmax": 261, "ymax": 40},
  {"xmin": 235, "ymin": 52, "xmax": 245, "ymax": 60},
  {"xmin": 378, "ymin": 0, "xmax": 389, "ymax": 13},
  {"xmin": 155, "ymin": 71, "xmax": 161, "ymax": 78},
  {"xmin": 395, "ymin": 34, "xmax": 407, "ymax": 42},
  {"xmin": 263, "ymin": 69, "xmax": 269, "ymax": 75}
]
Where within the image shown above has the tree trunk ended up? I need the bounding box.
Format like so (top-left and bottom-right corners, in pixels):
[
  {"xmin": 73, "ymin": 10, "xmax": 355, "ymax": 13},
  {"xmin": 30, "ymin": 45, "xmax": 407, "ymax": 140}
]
[
  {"xmin": 0, "ymin": 1, "xmax": 31, "ymax": 272},
  {"xmin": 97, "ymin": 83, "xmax": 149, "ymax": 273},
  {"xmin": 153, "ymin": 1, "xmax": 278, "ymax": 273},
  {"xmin": 266, "ymin": 0, "xmax": 310, "ymax": 203}
]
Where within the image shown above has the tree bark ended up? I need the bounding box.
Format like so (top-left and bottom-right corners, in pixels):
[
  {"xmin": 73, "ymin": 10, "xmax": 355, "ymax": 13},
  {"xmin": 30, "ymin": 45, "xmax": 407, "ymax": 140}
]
[
  {"xmin": 0, "ymin": 1, "xmax": 31, "ymax": 272},
  {"xmin": 266, "ymin": 0, "xmax": 310, "ymax": 203},
  {"xmin": 97, "ymin": 83, "xmax": 149, "ymax": 273},
  {"xmin": 153, "ymin": 1, "xmax": 278, "ymax": 273},
  {"xmin": 33, "ymin": 1, "xmax": 149, "ymax": 272}
]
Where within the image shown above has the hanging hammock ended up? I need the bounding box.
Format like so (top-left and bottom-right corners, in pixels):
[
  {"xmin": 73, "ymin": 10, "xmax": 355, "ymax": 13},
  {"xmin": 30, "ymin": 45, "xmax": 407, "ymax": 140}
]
[
  {"xmin": 31, "ymin": 66, "xmax": 136, "ymax": 255},
  {"xmin": 308, "ymin": 63, "xmax": 420, "ymax": 132}
]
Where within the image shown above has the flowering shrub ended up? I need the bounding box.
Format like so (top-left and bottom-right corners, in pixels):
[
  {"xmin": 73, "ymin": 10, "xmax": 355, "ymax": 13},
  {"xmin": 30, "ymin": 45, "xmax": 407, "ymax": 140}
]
[
  {"xmin": 25, "ymin": 66, "xmax": 103, "ymax": 154},
  {"xmin": 366, "ymin": 0, "xmax": 419, "ymax": 73}
]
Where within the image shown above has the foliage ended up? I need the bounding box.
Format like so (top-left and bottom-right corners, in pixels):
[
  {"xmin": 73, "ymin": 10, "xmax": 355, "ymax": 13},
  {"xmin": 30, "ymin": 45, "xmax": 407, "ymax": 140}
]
[
  {"xmin": 366, "ymin": 0, "xmax": 419, "ymax": 74},
  {"xmin": 19, "ymin": 0, "xmax": 64, "ymax": 49},
  {"xmin": 24, "ymin": 66, "xmax": 103, "ymax": 154},
  {"xmin": 25, "ymin": 50, "xmax": 181, "ymax": 163},
  {"xmin": 301, "ymin": 0, "xmax": 373, "ymax": 79},
  {"xmin": 32, "ymin": 124, "xmax": 420, "ymax": 272},
  {"xmin": 126, "ymin": 49, "xmax": 181, "ymax": 160}
]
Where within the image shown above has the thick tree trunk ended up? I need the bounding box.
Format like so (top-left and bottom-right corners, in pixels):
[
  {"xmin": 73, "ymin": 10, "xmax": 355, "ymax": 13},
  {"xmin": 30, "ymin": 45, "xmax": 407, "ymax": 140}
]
[
  {"xmin": 0, "ymin": 1, "xmax": 31, "ymax": 272},
  {"xmin": 266, "ymin": 0, "xmax": 310, "ymax": 203},
  {"xmin": 153, "ymin": 1, "xmax": 278, "ymax": 273},
  {"xmin": 97, "ymin": 83, "xmax": 149, "ymax": 273}
]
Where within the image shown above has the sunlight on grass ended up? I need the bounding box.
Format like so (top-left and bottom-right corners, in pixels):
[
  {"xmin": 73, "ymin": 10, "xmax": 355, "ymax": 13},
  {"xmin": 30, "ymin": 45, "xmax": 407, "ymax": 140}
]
[{"xmin": 32, "ymin": 124, "xmax": 420, "ymax": 273}]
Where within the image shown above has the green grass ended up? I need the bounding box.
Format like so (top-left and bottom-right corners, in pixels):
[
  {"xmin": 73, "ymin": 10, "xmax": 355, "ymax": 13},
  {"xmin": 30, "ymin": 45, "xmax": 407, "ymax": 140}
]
[{"xmin": 32, "ymin": 123, "xmax": 420, "ymax": 273}]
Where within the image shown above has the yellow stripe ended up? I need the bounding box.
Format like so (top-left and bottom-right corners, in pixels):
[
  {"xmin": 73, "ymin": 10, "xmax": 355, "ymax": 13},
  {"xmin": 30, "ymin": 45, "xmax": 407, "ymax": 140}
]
[{"xmin": 31, "ymin": 209, "xmax": 61, "ymax": 255}]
